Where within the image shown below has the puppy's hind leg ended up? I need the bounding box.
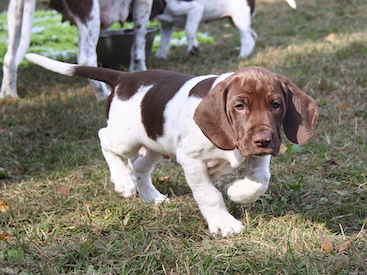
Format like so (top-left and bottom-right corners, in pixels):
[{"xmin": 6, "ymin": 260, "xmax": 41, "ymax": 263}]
[
  {"xmin": 131, "ymin": 147, "xmax": 169, "ymax": 204},
  {"xmin": 98, "ymin": 128, "xmax": 137, "ymax": 198}
]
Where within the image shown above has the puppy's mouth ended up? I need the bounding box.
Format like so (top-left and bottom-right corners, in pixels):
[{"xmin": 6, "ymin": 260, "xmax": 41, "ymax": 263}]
[
  {"xmin": 237, "ymin": 138, "xmax": 280, "ymax": 158},
  {"xmin": 254, "ymin": 152, "xmax": 270, "ymax": 157},
  {"xmin": 240, "ymin": 148, "xmax": 278, "ymax": 158},
  {"xmin": 254, "ymin": 148, "xmax": 275, "ymax": 157}
]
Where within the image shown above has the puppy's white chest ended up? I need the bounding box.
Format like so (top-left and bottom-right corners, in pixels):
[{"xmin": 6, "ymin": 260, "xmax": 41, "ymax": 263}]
[{"xmin": 205, "ymin": 150, "xmax": 245, "ymax": 180}]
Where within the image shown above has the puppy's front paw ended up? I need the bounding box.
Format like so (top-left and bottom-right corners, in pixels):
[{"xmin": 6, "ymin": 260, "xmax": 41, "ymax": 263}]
[
  {"xmin": 207, "ymin": 215, "xmax": 244, "ymax": 237},
  {"xmin": 226, "ymin": 179, "xmax": 268, "ymax": 204}
]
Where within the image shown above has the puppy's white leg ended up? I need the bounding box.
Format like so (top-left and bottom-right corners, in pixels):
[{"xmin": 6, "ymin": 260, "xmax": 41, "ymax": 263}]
[
  {"xmin": 131, "ymin": 147, "xmax": 169, "ymax": 204},
  {"xmin": 156, "ymin": 21, "xmax": 174, "ymax": 59},
  {"xmin": 98, "ymin": 128, "xmax": 137, "ymax": 197},
  {"xmin": 178, "ymin": 156, "xmax": 244, "ymax": 237},
  {"xmin": 226, "ymin": 155, "xmax": 271, "ymax": 204},
  {"xmin": 1, "ymin": 0, "xmax": 35, "ymax": 98}
]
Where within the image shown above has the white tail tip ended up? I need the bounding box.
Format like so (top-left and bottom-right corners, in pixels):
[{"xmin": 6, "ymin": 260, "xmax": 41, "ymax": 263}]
[
  {"xmin": 285, "ymin": 0, "xmax": 296, "ymax": 9},
  {"xmin": 25, "ymin": 53, "xmax": 75, "ymax": 76}
]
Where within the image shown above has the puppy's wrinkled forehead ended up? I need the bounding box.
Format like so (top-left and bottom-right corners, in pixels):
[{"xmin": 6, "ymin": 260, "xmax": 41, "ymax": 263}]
[{"xmin": 229, "ymin": 67, "xmax": 278, "ymax": 92}]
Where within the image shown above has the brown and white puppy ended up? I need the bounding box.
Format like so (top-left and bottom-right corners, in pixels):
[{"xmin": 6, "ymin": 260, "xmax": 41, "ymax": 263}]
[{"xmin": 26, "ymin": 53, "xmax": 318, "ymax": 237}]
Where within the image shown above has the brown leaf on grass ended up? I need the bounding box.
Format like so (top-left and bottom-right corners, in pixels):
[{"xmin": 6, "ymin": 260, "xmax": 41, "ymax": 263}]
[
  {"xmin": 322, "ymin": 160, "xmax": 339, "ymax": 169},
  {"xmin": 0, "ymin": 200, "xmax": 9, "ymax": 212},
  {"xmin": 318, "ymin": 229, "xmax": 333, "ymax": 252},
  {"xmin": 0, "ymin": 129, "xmax": 5, "ymax": 134},
  {"xmin": 158, "ymin": 176, "xmax": 170, "ymax": 181},
  {"xmin": 324, "ymin": 33, "xmax": 336, "ymax": 42},
  {"xmin": 279, "ymin": 143, "xmax": 287, "ymax": 154},
  {"xmin": 55, "ymin": 185, "xmax": 70, "ymax": 197},
  {"xmin": 338, "ymin": 239, "xmax": 353, "ymax": 254},
  {"xmin": 0, "ymin": 233, "xmax": 12, "ymax": 241}
]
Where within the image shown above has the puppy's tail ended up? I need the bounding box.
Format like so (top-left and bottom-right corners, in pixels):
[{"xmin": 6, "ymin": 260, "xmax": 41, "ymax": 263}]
[
  {"xmin": 25, "ymin": 53, "xmax": 125, "ymax": 89},
  {"xmin": 285, "ymin": 0, "xmax": 296, "ymax": 9}
]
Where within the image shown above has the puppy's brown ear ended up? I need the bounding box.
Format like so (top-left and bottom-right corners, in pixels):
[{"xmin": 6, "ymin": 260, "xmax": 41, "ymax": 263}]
[
  {"xmin": 194, "ymin": 80, "xmax": 236, "ymax": 150},
  {"xmin": 277, "ymin": 74, "xmax": 318, "ymax": 144}
]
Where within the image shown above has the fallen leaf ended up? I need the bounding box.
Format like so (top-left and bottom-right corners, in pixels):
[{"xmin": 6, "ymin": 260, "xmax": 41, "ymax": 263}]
[
  {"xmin": 55, "ymin": 185, "xmax": 70, "ymax": 196},
  {"xmin": 158, "ymin": 176, "xmax": 170, "ymax": 181},
  {"xmin": 322, "ymin": 160, "xmax": 338, "ymax": 168},
  {"xmin": 318, "ymin": 229, "xmax": 333, "ymax": 252},
  {"xmin": 0, "ymin": 200, "xmax": 9, "ymax": 212},
  {"xmin": 0, "ymin": 129, "xmax": 5, "ymax": 134},
  {"xmin": 338, "ymin": 239, "xmax": 353, "ymax": 254},
  {"xmin": 339, "ymin": 104, "xmax": 348, "ymax": 109},
  {"xmin": 279, "ymin": 143, "xmax": 287, "ymax": 154},
  {"xmin": 323, "ymin": 238, "xmax": 333, "ymax": 252},
  {"xmin": 324, "ymin": 33, "xmax": 336, "ymax": 42},
  {"xmin": 0, "ymin": 233, "xmax": 12, "ymax": 241}
]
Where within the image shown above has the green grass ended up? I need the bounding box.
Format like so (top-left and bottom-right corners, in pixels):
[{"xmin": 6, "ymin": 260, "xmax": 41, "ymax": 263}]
[
  {"xmin": 1, "ymin": 0, "xmax": 367, "ymax": 273},
  {"xmin": 0, "ymin": 10, "xmax": 79, "ymax": 63}
]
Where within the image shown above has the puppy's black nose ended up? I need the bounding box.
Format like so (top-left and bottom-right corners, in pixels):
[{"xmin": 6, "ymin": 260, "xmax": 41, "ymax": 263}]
[{"xmin": 252, "ymin": 132, "xmax": 272, "ymax": 148}]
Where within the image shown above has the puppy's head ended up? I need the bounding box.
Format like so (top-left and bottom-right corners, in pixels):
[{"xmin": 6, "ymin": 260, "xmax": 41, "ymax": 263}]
[{"xmin": 194, "ymin": 66, "xmax": 318, "ymax": 158}]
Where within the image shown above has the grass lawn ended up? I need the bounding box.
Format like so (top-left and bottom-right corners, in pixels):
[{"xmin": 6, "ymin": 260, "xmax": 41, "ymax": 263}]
[{"xmin": 1, "ymin": 0, "xmax": 367, "ymax": 273}]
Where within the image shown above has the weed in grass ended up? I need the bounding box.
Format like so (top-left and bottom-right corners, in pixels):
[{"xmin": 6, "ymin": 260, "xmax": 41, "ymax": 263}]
[{"xmin": 1, "ymin": 0, "xmax": 367, "ymax": 274}]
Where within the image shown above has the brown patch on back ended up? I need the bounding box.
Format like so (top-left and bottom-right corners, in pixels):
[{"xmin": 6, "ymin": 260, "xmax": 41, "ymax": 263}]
[
  {"xmin": 50, "ymin": 0, "xmax": 93, "ymax": 25},
  {"xmin": 189, "ymin": 77, "xmax": 217, "ymax": 98},
  {"xmin": 99, "ymin": 69, "xmax": 191, "ymax": 121},
  {"xmin": 140, "ymin": 71, "xmax": 194, "ymax": 140}
]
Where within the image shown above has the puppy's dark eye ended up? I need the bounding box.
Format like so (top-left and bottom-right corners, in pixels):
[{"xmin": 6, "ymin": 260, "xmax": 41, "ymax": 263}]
[
  {"xmin": 235, "ymin": 104, "xmax": 244, "ymax": 110},
  {"xmin": 272, "ymin": 102, "xmax": 282, "ymax": 109}
]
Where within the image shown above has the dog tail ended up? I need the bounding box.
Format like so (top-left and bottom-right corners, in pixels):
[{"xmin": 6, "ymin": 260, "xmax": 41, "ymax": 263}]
[
  {"xmin": 25, "ymin": 53, "xmax": 124, "ymax": 88},
  {"xmin": 285, "ymin": 0, "xmax": 296, "ymax": 9}
]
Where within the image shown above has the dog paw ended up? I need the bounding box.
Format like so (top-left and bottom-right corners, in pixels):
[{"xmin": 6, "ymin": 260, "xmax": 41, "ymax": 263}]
[
  {"xmin": 226, "ymin": 179, "xmax": 268, "ymax": 204},
  {"xmin": 114, "ymin": 179, "xmax": 137, "ymax": 198},
  {"xmin": 188, "ymin": 46, "xmax": 199, "ymax": 55},
  {"xmin": 153, "ymin": 195, "xmax": 170, "ymax": 205},
  {"xmin": 207, "ymin": 216, "xmax": 244, "ymax": 237},
  {"xmin": 155, "ymin": 51, "xmax": 168, "ymax": 59}
]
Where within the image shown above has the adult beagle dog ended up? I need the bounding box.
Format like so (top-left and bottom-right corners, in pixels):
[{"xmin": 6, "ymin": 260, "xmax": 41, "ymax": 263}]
[
  {"xmin": 156, "ymin": 0, "xmax": 296, "ymax": 58},
  {"xmin": 26, "ymin": 53, "xmax": 318, "ymax": 237}
]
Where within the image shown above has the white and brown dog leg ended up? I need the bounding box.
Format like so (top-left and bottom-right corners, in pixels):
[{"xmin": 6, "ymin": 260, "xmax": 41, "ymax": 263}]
[
  {"xmin": 130, "ymin": 147, "xmax": 169, "ymax": 204},
  {"xmin": 226, "ymin": 155, "xmax": 271, "ymax": 204}
]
